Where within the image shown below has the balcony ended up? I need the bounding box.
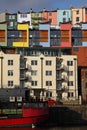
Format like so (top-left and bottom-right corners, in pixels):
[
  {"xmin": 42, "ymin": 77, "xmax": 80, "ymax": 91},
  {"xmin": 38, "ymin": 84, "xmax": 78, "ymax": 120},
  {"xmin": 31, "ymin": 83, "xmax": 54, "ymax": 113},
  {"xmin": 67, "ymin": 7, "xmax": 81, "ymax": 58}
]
[
  {"xmin": 56, "ymin": 64, "xmax": 68, "ymax": 71},
  {"xmin": 25, "ymin": 74, "xmax": 32, "ymax": 82},
  {"xmin": 26, "ymin": 64, "xmax": 32, "ymax": 71},
  {"xmin": 62, "ymin": 75, "xmax": 68, "ymax": 81},
  {"xmin": 20, "ymin": 74, "xmax": 26, "ymax": 80},
  {"xmin": 61, "ymin": 86, "xmax": 68, "ymax": 92},
  {"xmin": 20, "ymin": 64, "xmax": 26, "ymax": 69}
]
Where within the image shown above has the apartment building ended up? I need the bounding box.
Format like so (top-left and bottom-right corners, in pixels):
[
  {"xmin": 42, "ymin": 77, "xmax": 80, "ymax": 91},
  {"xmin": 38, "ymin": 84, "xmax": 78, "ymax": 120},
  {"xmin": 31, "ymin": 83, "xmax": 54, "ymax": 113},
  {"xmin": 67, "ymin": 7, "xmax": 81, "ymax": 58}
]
[
  {"xmin": 24, "ymin": 53, "xmax": 78, "ymax": 101},
  {"xmin": 57, "ymin": 55, "xmax": 78, "ymax": 101},
  {"xmin": 25, "ymin": 54, "xmax": 56, "ymax": 100},
  {"xmin": 0, "ymin": 51, "xmax": 20, "ymax": 88}
]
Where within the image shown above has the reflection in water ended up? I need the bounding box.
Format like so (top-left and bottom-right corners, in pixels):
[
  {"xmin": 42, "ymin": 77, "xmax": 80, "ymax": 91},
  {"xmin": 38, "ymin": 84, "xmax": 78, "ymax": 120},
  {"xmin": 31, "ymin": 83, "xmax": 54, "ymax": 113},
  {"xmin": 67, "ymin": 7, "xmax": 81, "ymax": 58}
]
[{"xmin": 1, "ymin": 126, "xmax": 87, "ymax": 130}]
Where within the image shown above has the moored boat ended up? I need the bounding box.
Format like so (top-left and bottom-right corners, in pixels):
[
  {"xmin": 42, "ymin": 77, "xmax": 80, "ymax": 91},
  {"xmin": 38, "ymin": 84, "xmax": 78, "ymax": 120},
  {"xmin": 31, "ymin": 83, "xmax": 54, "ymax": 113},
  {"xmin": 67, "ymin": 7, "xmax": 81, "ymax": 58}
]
[{"xmin": 0, "ymin": 88, "xmax": 49, "ymax": 127}]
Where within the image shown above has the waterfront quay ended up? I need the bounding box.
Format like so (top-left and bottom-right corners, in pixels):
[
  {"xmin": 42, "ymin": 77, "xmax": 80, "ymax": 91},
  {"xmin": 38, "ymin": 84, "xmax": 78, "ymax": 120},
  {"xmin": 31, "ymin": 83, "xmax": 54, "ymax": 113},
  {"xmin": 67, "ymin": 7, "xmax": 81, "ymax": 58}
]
[{"xmin": 47, "ymin": 104, "xmax": 87, "ymax": 126}]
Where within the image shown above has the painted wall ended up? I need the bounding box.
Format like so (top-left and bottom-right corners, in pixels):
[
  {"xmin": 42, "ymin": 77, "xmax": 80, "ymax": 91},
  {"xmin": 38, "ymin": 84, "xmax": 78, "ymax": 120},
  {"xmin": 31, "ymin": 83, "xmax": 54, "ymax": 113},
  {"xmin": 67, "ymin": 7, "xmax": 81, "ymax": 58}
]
[
  {"xmin": 71, "ymin": 8, "xmax": 85, "ymax": 26},
  {"xmin": 39, "ymin": 24, "xmax": 50, "ymax": 47},
  {"xmin": 0, "ymin": 23, "xmax": 7, "ymax": 46},
  {"xmin": 0, "ymin": 51, "xmax": 20, "ymax": 88},
  {"xmin": 72, "ymin": 47, "xmax": 87, "ymax": 67},
  {"xmin": 60, "ymin": 23, "xmax": 72, "ymax": 47},
  {"xmin": 43, "ymin": 10, "xmax": 57, "ymax": 28},
  {"xmin": 13, "ymin": 23, "xmax": 29, "ymax": 47},
  {"xmin": 82, "ymin": 23, "xmax": 87, "ymax": 46},
  {"xmin": 17, "ymin": 12, "xmax": 31, "ymax": 26},
  {"xmin": 57, "ymin": 10, "xmax": 71, "ymax": 28}
]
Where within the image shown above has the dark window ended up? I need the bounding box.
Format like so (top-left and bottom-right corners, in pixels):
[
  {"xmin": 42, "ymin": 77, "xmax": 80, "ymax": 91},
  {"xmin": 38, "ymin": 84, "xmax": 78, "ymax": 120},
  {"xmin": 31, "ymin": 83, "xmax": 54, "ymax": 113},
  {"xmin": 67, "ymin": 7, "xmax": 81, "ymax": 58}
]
[
  {"xmin": 76, "ymin": 10, "xmax": 79, "ymax": 14},
  {"xmin": 31, "ymin": 81, "xmax": 37, "ymax": 86},
  {"xmin": 68, "ymin": 92, "xmax": 73, "ymax": 97},
  {"xmin": 67, "ymin": 61, "xmax": 73, "ymax": 66},
  {"xmin": 46, "ymin": 60, "xmax": 52, "ymax": 65},
  {"xmin": 8, "ymin": 60, "xmax": 13, "ymax": 65},
  {"xmin": 8, "ymin": 70, "xmax": 13, "ymax": 76},
  {"xmin": 85, "ymin": 82, "xmax": 87, "ymax": 88},
  {"xmin": 76, "ymin": 17, "xmax": 79, "ymax": 22},
  {"xmin": 49, "ymin": 12, "xmax": 52, "ymax": 16},
  {"xmin": 68, "ymin": 81, "xmax": 73, "ymax": 86},
  {"xmin": 46, "ymin": 81, "xmax": 52, "ymax": 86},
  {"xmin": 67, "ymin": 71, "xmax": 73, "ymax": 76},
  {"xmin": 8, "ymin": 81, "xmax": 13, "ymax": 86},
  {"xmin": 63, "ymin": 18, "xmax": 66, "ymax": 23},
  {"xmin": 85, "ymin": 72, "xmax": 87, "ymax": 78},
  {"xmin": 31, "ymin": 60, "xmax": 37, "ymax": 65},
  {"xmin": 46, "ymin": 71, "xmax": 52, "ymax": 76},
  {"xmin": 63, "ymin": 11, "xmax": 66, "ymax": 15}
]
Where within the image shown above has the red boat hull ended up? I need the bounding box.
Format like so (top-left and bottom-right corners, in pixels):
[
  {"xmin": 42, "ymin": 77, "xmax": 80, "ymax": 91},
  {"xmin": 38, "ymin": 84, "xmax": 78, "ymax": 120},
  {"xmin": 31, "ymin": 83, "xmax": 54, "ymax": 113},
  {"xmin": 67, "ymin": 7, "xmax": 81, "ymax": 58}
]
[{"xmin": 0, "ymin": 114, "xmax": 49, "ymax": 127}]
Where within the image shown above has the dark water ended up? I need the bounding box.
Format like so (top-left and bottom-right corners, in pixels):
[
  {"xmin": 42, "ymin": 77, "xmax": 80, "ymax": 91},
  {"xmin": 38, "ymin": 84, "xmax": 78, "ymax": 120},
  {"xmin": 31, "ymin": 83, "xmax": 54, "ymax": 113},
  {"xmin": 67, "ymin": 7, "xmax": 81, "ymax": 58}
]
[{"xmin": 1, "ymin": 126, "xmax": 87, "ymax": 130}]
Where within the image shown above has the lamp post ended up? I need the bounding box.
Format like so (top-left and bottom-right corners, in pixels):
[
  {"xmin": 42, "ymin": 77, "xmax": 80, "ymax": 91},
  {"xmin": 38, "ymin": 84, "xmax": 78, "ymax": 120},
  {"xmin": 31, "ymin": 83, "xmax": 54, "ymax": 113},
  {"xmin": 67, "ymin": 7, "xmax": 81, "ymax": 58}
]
[
  {"xmin": 40, "ymin": 57, "xmax": 44, "ymax": 99},
  {"xmin": 74, "ymin": 58, "xmax": 77, "ymax": 100}
]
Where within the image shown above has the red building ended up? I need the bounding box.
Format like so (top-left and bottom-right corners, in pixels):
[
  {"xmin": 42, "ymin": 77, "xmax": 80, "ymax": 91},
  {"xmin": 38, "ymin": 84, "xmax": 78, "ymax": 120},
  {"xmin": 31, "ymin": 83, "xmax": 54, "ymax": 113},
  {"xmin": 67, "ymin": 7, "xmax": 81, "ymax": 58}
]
[
  {"xmin": 72, "ymin": 47, "xmax": 87, "ymax": 67},
  {"xmin": 60, "ymin": 22, "xmax": 72, "ymax": 47}
]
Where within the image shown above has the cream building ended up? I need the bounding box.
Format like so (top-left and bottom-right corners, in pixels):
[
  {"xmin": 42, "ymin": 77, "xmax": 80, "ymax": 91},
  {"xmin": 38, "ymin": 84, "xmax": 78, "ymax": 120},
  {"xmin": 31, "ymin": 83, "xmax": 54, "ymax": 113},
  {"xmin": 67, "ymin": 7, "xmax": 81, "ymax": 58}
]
[
  {"xmin": 71, "ymin": 7, "xmax": 86, "ymax": 27},
  {"xmin": 25, "ymin": 54, "xmax": 56, "ymax": 100},
  {"xmin": 0, "ymin": 51, "xmax": 78, "ymax": 102},
  {"xmin": 25, "ymin": 54, "xmax": 78, "ymax": 101},
  {"xmin": 57, "ymin": 55, "xmax": 78, "ymax": 101},
  {"xmin": 0, "ymin": 51, "xmax": 20, "ymax": 88}
]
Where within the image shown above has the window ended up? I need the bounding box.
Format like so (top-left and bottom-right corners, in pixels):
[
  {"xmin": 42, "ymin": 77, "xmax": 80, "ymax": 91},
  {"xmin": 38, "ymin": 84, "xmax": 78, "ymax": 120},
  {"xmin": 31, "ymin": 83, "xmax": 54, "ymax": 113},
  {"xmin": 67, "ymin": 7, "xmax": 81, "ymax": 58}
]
[
  {"xmin": 35, "ymin": 13, "xmax": 39, "ymax": 17},
  {"xmin": 85, "ymin": 82, "xmax": 87, "ymax": 88},
  {"xmin": 76, "ymin": 10, "xmax": 79, "ymax": 14},
  {"xmin": 46, "ymin": 81, "xmax": 52, "ymax": 86},
  {"xmin": 31, "ymin": 70, "xmax": 37, "ymax": 76},
  {"xmin": 49, "ymin": 12, "xmax": 52, "ymax": 16},
  {"xmin": 76, "ymin": 17, "xmax": 79, "ymax": 22},
  {"xmin": 67, "ymin": 61, "xmax": 73, "ymax": 66},
  {"xmin": 8, "ymin": 70, "xmax": 13, "ymax": 76},
  {"xmin": 8, "ymin": 60, "xmax": 13, "ymax": 65},
  {"xmin": 63, "ymin": 11, "xmax": 66, "ymax": 15},
  {"xmin": 85, "ymin": 8, "xmax": 87, "ymax": 14},
  {"xmin": 31, "ymin": 60, "xmax": 37, "ymax": 65},
  {"xmin": 9, "ymin": 15, "xmax": 15, "ymax": 19},
  {"xmin": 10, "ymin": 22, "xmax": 13, "ymax": 26},
  {"xmin": 67, "ymin": 71, "xmax": 73, "ymax": 76},
  {"xmin": 8, "ymin": 81, "xmax": 13, "ymax": 87},
  {"xmin": 68, "ymin": 92, "xmax": 73, "ymax": 98},
  {"xmin": 49, "ymin": 19, "xmax": 52, "ymax": 23},
  {"xmin": 68, "ymin": 81, "xmax": 73, "ymax": 86},
  {"xmin": 85, "ymin": 72, "xmax": 87, "ymax": 78},
  {"xmin": 46, "ymin": 71, "xmax": 52, "ymax": 76},
  {"xmin": 31, "ymin": 81, "xmax": 37, "ymax": 86},
  {"xmin": 46, "ymin": 60, "xmax": 52, "ymax": 65},
  {"xmin": 20, "ymin": 14, "xmax": 27, "ymax": 18},
  {"xmin": 63, "ymin": 18, "xmax": 66, "ymax": 23}
]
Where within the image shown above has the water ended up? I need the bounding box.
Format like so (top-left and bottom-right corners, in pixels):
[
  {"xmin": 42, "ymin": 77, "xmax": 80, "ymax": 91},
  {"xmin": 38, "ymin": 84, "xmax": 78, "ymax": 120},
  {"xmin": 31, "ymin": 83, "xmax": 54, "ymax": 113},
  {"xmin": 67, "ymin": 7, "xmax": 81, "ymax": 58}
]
[{"xmin": 0, "ymin": 126, "xmax": 87, "ymax": 130}]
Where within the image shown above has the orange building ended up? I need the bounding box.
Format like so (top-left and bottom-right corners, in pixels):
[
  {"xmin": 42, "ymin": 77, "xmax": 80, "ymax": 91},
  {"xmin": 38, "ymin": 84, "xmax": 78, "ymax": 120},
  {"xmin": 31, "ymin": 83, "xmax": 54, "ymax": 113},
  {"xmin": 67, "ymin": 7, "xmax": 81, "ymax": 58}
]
[
  {"xmin": 43, "ymin": 9, "xmax": 57, "ymax": 28},
  {"xmin": 72, "ymin": 47, "xmax": 87, "ymax": 67}
]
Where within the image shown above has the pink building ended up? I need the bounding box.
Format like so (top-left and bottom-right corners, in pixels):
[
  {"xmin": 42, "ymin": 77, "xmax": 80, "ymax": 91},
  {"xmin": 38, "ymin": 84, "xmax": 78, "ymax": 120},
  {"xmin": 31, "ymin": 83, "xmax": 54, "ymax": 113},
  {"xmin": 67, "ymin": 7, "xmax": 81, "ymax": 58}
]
[{"xmin": 43, "ymin": 9, "xmax": 57, "ymax": 28}]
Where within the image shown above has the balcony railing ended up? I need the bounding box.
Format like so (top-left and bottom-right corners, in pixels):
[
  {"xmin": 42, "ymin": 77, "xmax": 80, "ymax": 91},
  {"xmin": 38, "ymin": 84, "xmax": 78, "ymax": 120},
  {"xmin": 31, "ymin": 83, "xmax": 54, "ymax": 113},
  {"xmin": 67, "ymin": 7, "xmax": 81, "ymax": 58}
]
[{"xmin": 56, "ymin": 64, "xmax": 68, "ymax": 71}]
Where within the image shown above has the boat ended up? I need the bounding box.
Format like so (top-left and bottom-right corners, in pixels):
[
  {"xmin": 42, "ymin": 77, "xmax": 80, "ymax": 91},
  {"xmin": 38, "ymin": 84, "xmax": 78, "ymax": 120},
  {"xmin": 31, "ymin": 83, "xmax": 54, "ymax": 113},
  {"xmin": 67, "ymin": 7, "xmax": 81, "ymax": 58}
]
[{"xmin": 0, "ymin": 89, "xmax": 49, "ymax": 128}]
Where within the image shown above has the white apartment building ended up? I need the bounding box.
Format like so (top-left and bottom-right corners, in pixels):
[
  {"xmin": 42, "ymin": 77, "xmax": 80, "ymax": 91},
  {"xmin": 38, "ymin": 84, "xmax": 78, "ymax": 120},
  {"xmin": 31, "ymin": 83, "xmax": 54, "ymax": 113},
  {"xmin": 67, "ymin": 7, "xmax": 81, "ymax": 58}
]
[
  {"xmin": 0, "ymin": 51, "xmax": 20, "ymax": 88},
  {"xmin": 0, "ymin": 51, "xmax": 78, "ymax": 101},
  {"xmin": 57, "ymin": 55, "xmax": 78, "ymax": 101},
  {"xmin": 25, "ymin": 54, "xmax": 78, "ymax": 101},
  {"xmin": 25, "ymin": 54, "xmax": 56, "ymax": 100}
]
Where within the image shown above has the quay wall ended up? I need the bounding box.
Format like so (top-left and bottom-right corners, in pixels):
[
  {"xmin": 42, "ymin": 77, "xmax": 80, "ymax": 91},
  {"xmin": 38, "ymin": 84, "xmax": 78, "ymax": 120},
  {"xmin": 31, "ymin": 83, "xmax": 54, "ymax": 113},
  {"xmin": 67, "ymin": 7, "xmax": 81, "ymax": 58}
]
[{"xmin": 47, "ymin": 105, "xmax": 87, "ymax": 126}]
